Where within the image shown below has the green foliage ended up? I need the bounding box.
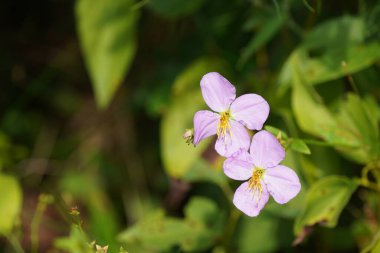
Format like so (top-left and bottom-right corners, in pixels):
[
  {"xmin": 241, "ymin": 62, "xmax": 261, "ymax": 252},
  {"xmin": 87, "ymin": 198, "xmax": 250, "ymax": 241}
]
[
  {"xmin": 118, "ymin": 197, "xmax": 225, "ymax": 252},
  {"xmin": 362, "ymin": 230, "xmax": 380, "ymax": 253},
  {"xmin": 3, "ymin": 0, "xmax": 380, "ymax": 252},
  {"xmin": 289, "ymin": 139, "xmax": 311, "ymax": 155},
  {"xmin": 279, "ymin": 16, "xmax": 380, "ymax": 94},
  {"xmin": 76, "ymin": 0, "xmax": 139, "ymax": 108},
  {"xmin": 55, "ymin": 226, "xmax": 94, "ymax": 253},
  {"xmin": 148, "ymin": 0, "xmax": 205, "ymax": 18},
  {"xmin": 290, "ymin": 53, "xmax": 380, "ymax": 164},
  {"xmin": 295, "ymin": 176, "xmax": 358, "ymax": 235},
  {"xmin": 236, "ymin": 214, "xmax": 281, "ymax": 253},
  {"xmin": 239, "ymin": 8, "xmax": 284, "ymax": 67},
  {"xmin": 0, "ymin": 174, "xmax": 22, "ymax": 235}
]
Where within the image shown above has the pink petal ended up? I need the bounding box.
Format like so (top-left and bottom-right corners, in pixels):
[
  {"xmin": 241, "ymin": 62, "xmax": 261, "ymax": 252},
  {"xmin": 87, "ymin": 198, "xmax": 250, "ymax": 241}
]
[
  {"xmin": 223, "ymin": 150, "xmax": 253, "ymax": 180},
  {"xmin": 250, "ymin": 130, "xmax": 285, "ymax": 168},
  {"xmin": 264, "ymin": 165, "xmax": 301, "ymax": 204},
  {"xmin": 193, "ymin": 110, "xmax": 219, "ymax": 145},
  {"xmin": 230, "ymin": 94, "xmax": 270, "ymax": 130},
  {"xmin": 215, "ymin": 120, "xmax": 250, "ymax": 157},
  {"xmin": 233, "ymin": 181, "xmax": 269, "ymax": 217},
  {"xmin": 200, "ymin": 72, "xmax": 236, "ymax": 112}
]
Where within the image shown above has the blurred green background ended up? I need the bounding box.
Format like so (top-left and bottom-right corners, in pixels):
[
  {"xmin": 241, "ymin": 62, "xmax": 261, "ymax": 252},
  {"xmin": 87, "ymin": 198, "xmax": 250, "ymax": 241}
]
[{"xmin": 1, "ymin": 0, "xmax": 380, "ymax": 252}]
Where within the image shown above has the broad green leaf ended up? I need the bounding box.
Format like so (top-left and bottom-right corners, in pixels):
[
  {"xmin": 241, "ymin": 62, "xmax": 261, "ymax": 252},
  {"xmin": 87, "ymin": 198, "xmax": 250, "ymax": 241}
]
[
  {"xmin": 289, "ymin": 139, "xmax": 311, "ymax": 155},
  {"xmin": 182, "ymin": 159, "xmax": 227, "ymax": 187},
  {"xmin": 336, "ymin": 93, "xmax": 380, "ymax": 162},
  {"xmin": 0, "ymin": 174, "xmax": 22, "ymax": 235},
  {"xmin": 278, "ymin": 16, "xmax": 380, "ymax": 95},
  {"xmin": 237, "ymin": 214, "xmax": 281, "ymax": 253},
  {"xmin": 291, "ymin": 57, "xmax": 357, "ymax": 147},
  {"xmin": 118, "ymin": 197, "xmax": 225, "ymax": 252},
  {"xmin": 295, "ymin": 176, "xmax": 358, "ymax": 235},
  {"xmin": 238, "ymin": 9, "xmax": 284, "ymax": 67},
  {"xmin": 118, "ymin": 210, "xmax": 193, "ymax": 251},
  {"xmin": 76, "ymin": 0, "xmax": 139, "ymax": 108},
  {"xmin": 160, "ymin": 58, "xmax": 228, "ymax": 178},
  {"xmin": 181, "ymin": 197, "xmax": 225, "ymax": 251},
  {"xmin": 291, "ymin": 56, "xmax": 378, "ymax": 164},
  {"xmin": 148, "ymin": 0, "xmax": 205, "ymax": 18}
]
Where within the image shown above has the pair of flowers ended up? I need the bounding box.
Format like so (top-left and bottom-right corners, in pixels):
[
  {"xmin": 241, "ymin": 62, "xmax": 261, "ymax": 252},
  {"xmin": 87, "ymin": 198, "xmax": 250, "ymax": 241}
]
[{"xmin": 192, "ymin": 72, "xmax": 301, "ymax": 217}]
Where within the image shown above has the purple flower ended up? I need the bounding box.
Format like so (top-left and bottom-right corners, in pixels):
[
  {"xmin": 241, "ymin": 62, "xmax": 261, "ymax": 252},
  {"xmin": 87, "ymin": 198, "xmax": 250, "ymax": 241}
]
[
  {"xmin": 223, "ymin": 130, "xmax": 301, "ymax": 217},
  {"xmin": 193, "ymin": 72, "xmax": 270, "ymax": 157}
]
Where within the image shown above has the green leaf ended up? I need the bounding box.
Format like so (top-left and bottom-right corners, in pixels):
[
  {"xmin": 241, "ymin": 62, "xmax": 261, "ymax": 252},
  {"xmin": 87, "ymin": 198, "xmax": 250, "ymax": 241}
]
[
  {"xmin": 54, "ymin": 226, "xmax": 93, "ymax": 253},
  {"xmin": 278, "ymin": 16, "xmax": 380, "ymax": 95},
  {"xmin": 290, "ymin": 55, "xmax": 378, "ymax": 164},
  {"xmin": 237, "ymin": 214, "xmax": 281, "ymax": 253},
  {"xmin": 118, "ymin": 197, "xmax": 225, "ymax": 252},
  {"xmin": 291, "ymin": 56, "xmax": 357, "ymax": 147},
  {"xmin": 76, "ymin": 0, "xmax": 139, "ymax": 108},
  {"xmin": 289, "ymin": 139, "xmax": 311, "ymax": 155},
  {"xmin": 160, "ymin": 58, "xmax": 228, "ymax": 178},
  {"xmin": 0, "ymin": 174, "xmax": 22, "ymax": 235},
  {"xmin": 148, "ymin": 0, "xmax": 205, "ymax": 18},
  {"xmin": 295, "ymin": 176, "xmax": 358, "ymax": 236},
  {"xmin": 336, "ymin": 93, "xmax": 380, "ymax": 162},
  {"xmin": 181, "ymin": 197, "xmax": 225, "ymax": 251},
  {"xmin": 264, "ymin": 125, "xmax": 288, "ymax": 139},
  {"xmin": 182, "ymin": 159, "xmax": 227, "ymax": 187},
  {"xmin": 362, "ymin": 230, "xmax": 380, "ymax": 253},
  {"xmin": 238, "ymin": 9, "xmax": 284, "ymax": 67},
  {"xmin": 118, "ymin": 210, "xmax": 193, "ymax": 251}
]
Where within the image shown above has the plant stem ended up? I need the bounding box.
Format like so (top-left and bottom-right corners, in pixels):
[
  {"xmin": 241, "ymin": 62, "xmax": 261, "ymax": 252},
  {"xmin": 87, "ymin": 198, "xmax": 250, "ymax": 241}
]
[
  {"xmin": 31, "ymin": 194, "xmax": 53, "ymax": 253},
  {"xmin": 222, "ymin": 208, "xmax": 241, "ymax": 251},
  {"xmin": 6, "ymin": 234, "xmax": 25, "ymax": 253}
]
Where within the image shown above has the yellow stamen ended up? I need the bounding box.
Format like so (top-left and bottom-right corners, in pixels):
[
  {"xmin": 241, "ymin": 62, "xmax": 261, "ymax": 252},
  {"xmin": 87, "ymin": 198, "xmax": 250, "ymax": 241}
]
[
  {"xmin": 247, "ymin": 168, "xmax": 265, "ymax": 204},
  {"xmin": 217, "ymin": 111, "xmax": 231, "ymax": 141}
]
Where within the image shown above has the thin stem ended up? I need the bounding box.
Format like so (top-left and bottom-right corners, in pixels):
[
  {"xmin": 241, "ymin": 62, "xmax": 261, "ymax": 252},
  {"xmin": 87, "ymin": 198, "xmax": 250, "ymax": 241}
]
[
  {"xmin": 221, "ymin": 208, "xmax": 241, "ymax": 251},
  {"xmin": 31, "ymin": 194, "xmax": 53, "ymax": 253},
  {"xmin": 6, "ymin": 234, "xmax": 25, "ymax": 253},
  {"xmin": 131, "ymin": 0, "xmax": 149, "ymax": 11},
  {"xmin": 220, "ymin": 183, "xmax": 234, "ymax": 201}
]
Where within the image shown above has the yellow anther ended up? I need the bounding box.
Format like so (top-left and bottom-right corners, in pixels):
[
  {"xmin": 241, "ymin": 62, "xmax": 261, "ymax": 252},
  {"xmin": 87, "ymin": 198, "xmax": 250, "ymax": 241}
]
[
  {"xmin": 247, "ymin": 168, "xmax": 264, "ymax": 204},
  {"xmin": 217, "ymin": 111, "xmax": 231, "ymax": 140}
]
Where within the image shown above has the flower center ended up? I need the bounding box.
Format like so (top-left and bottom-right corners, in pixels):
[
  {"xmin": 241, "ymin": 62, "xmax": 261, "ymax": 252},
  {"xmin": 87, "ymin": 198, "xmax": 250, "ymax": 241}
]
[
  {"xmin": 217, "ymin": 111, "xmax": 231, "ymax": 140},
  {"xmin": 247, "ymin": 168, "xmax": 265, "ymax": 204}
]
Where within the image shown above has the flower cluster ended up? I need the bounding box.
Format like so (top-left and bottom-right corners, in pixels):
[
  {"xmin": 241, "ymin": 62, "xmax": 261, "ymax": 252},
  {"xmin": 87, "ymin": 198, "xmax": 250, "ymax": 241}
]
[{"xmin": 192, "ymin": 72, "xmax": 301, "ymax": 217}]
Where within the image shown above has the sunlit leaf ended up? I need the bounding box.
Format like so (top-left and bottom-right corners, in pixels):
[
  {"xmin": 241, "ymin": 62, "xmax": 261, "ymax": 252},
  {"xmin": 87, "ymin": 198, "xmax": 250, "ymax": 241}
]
[
  {"xmin": 336, "ymin": 93, "xmax": 380, "ymax": 162},
  {"xmin": 264, "ymin": 125, "xmax": 288, "ymax": 139},
  {"xmin": 76, "ymin": 0, "xmax": 139, "ymax": 108},
  {"xmin": 278, "ymin": 16, "xmax": 380, "ymax": 95},
  {"xmin": 0, "ymin": 174, "xmax": 22, "ymax": 235},
  {"xmin": 289, "ymin": 139, "xmax": 311, "ymax": 155},
  {"xmin": 291, "ymin": 55, "xmax": 379, "ymax": 164},
  {"xmin": 294, "ymin": 176, "xmax": 358, "ymax": 236}
]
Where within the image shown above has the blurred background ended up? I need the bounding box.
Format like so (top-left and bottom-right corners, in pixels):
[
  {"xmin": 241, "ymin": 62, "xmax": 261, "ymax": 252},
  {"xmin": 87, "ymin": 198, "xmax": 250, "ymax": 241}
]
[{"xmin": 1, "ymin": 0, "xmax": 380, "ymax": 252}]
